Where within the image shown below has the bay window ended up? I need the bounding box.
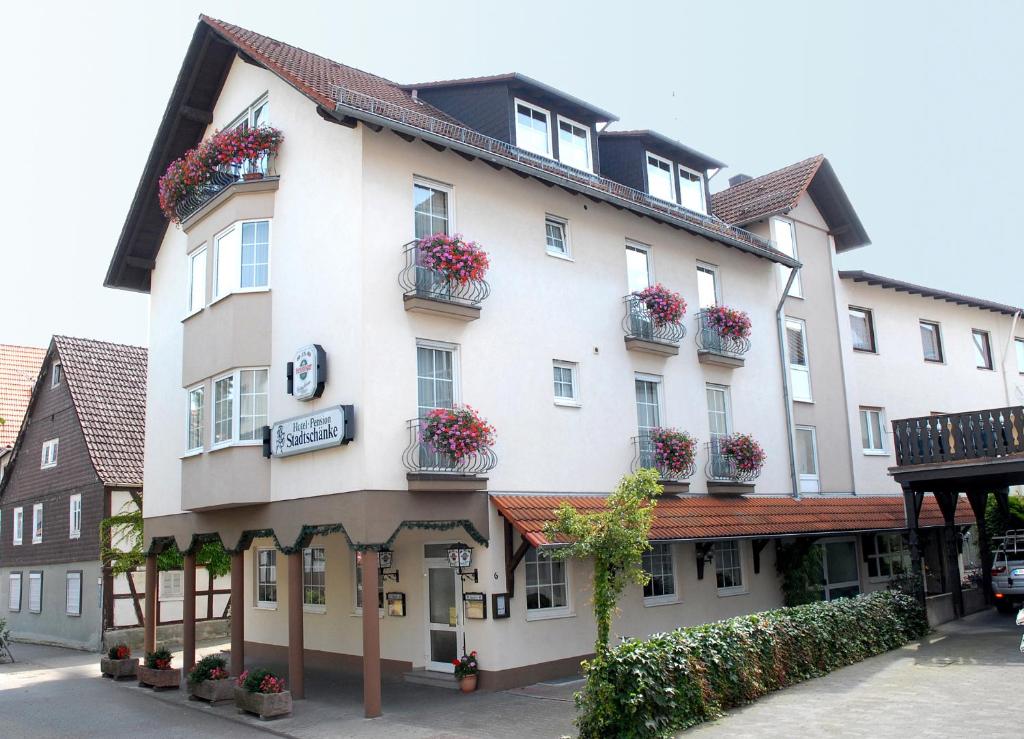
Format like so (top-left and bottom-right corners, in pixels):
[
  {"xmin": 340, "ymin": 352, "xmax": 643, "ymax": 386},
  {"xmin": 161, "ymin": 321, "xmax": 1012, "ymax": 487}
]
[
  {"xmin": 187, "ymin": 386, "xmax": 204, "ymax": 451},
  {"xmin": 214, "ymin": 220, "xmax": 271, "ymax": 300},
  {"xmin": 187, "ymin": 246, "xmax": 207, "ymax": 314},
  {"xmin": 212, "ymin": 368, "xmax": 268, "ymax": 447}
]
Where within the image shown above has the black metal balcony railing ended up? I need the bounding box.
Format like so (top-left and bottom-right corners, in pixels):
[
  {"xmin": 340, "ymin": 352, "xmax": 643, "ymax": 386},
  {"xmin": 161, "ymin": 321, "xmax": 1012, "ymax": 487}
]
[
  {"xmin": 892, "ymin": 406, "xmax": 1024, "ymax": 467},
  {"xmin": 403, "ymin": 418, "xmax": 497, "ymax": 476},
  {"xmin": 174, "ymin": 156, "xmax": 271, "ymax": 222},
  {"xmin": 622, "ymin": 296, "xmax": 686, "ymax": 345},
  {"xmin": 706, "ymin": 439, "xmax": 761, "ymax": 483},
  {"xmin": 696, "ymin": 310, "xmax": 752, "ymax": 358},
  {"xmin": 631, "ymin": 434, "xmax": 694, "ymax": 481},
  {"xmin": 398, "ymin": 241, "xmax": 491, "ymax": 308}
]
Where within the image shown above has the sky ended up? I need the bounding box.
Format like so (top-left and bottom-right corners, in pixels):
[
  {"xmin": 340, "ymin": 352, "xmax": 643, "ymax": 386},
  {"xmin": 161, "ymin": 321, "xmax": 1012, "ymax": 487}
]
[{"xmin": 3, "ymin": 0, "xmax": 1021, "ymax": 348}]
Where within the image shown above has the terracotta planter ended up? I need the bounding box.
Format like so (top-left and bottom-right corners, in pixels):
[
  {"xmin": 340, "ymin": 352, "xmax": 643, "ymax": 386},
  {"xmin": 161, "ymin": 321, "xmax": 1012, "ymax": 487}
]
[
  {"xmin": 234, "ymin": 687, "xmax": 293, "ymax": 720},
  {"xmin": 189, "ymin": 677, "xmax": 235, "ymax": 703},
  {"xmin": 459, "ymin": 674, "xmax": 478, "ymax": 693},
  {"xmin": 242, "ymin": 172, "xmax": 265, "ymax": 181},
  {"xmin": 137, "ymin": 665, "xmax": 181, "ymax": 690},
  {"xmin": 100, "ymin": 657, "xmax": 138, "ymax": 680}
]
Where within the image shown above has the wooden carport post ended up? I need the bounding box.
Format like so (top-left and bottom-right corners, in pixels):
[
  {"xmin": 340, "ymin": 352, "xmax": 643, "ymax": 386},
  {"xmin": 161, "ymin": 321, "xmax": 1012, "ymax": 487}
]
[
  {"xmin": 287, "ymin": 551, "xmax": 305, "ymax": 699},
  {"xmin": 967, "ymin": 489, "xmax": 993, "ymax": 604},
  {"xmin": 182, "ymin": 551, "xmax": 197, "ymax": 673},
  {"xmin": 361, "ymin": 549, "xmax": 382, "ymax": 718},
  {"xmin": 902, "ymin": 484, "xmax": 926, "ymax": 607},
  {"xmin": 144, "ymin": 554, "xmax": 158, "ymax": 654},
  {"xmin": 934, "ymin": 491, "xmax": 964, "ymax": 618},
  {"xmin": 230, "ymin": 550, "xmax": 245, "ymax": 676}
]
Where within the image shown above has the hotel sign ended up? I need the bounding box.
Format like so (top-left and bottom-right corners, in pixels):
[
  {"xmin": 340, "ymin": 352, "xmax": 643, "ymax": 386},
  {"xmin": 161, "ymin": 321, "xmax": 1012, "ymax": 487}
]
[
  {"xmin": 264, "ymin": 405, "xmax": 354, "ymax": 458},
  {"xmin": 288, "ymin": 344, "xmax": 326, "ymax": 401}
]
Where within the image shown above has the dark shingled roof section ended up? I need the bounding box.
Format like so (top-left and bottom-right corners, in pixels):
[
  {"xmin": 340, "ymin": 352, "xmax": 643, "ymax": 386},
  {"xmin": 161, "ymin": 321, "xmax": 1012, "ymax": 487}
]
[
  {"xmin": 711, "ymin": 155, "xmax": 824, "ymax": 226},
  {"xmin": 53, "ymin": 336, "xmax": 148, "ymax": 486},
  {"xmin": 839, "ymin": 270, "xmax": 1022, "ymax": 316}
]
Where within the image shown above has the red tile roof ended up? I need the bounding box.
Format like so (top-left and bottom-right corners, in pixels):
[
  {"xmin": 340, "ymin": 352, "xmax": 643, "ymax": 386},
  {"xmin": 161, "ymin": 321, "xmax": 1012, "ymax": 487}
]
[
  {"xmin": 492, "ymin": 493, "xmax": 973, "ymax": 547},
  {"xmin": 0, "ymin": 344, "xmax": 46, "ymax": 449},
  {"xmin": 711, "ymin": 155, "xmax": 825, "ymax": 226}
]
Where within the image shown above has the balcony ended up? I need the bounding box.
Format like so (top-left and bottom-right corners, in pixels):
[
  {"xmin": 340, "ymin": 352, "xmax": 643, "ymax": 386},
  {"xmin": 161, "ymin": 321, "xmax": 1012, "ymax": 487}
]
[
  {"xmin": 622, "ymin": 296, "xmax": 686, "ymax": 357},
  {"xmin": 403, "ymin": 417, "xmax": 496, "ymax": 491},
  {"xmin": 399, "ymin": 241, "xmax": 490, "ymax": 321},
  {"xmin": 176, "ymin": 157, "xmax": 275, "ymax": 225},
  {"xmin": 892, "ymin": 406, "xmax": 1024, "ymax": 469},
  {"xmin": 631, "ymin": 434, "xmax": 693, "ymax": 494},
  {"xmin": 696, "ymin": 309, "xmax": 751, "ymax": 368},
  {"xmin": 705, "ymin": 439, "xmax": 759, "ymax": 494}
]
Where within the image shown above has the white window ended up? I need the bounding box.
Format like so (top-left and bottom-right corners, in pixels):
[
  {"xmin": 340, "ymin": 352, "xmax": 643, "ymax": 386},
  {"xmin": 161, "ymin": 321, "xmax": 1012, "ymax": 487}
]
[
  {"xmin": 13, "ymin": 507, "xmax": 24, "ymax": 546},
  {"xmin": 714, "ymin": 540, "xmax": 744, "ymax": 594},
  {"xmin": 187, "ymin": 386, "xmax": 204, "ymax": 452},
  {"xmin": 625, "ymin": 242, "xmax": 651, "ymax": 293},
  {"xmin": 413, "ymin": 179, "xmax": 452, "ymax": 239},
  {"xmin": 416, "ymin": 341, "xmax": 458, "ymax": 416},
  {"xmin": 553, "ymin": 361, "xmax": 579, "ymax": 405},
  {"xmin": 771, "ymin": 217, "xmax": 802, "ymax": 298},
  {"xmin": 32, "ymin": 503, "xmax": 43, "ymax": 544},
  {"xmin": 50, "ymin": 362, "xmax": 62, "ymax": 388},
  {"xmin": 973, "ymin": 329, "xmax": 994, "ymax": 370},
  {"xmin": 795, "ymin": 426, "xmax": 820, "ymax": 493},
  {"xmin": 256, "ymin": 549, "xmax": 277, "ymax": 608},
  {"xmin": 815, "ymin": 539, "xmax": 861, "ymax": 601},
  {"xmin": 642, "ymin": 542, "xmax": 677, "ymax": 604},
  {"xmin": 860, "ymin": 407, "xmax": 886, "ymax": 454},
  {"xmin": 545, "ymin": 216, "xmax": 570, "ymax": 258},
  {"xmin": 1016, "ymin": 338, "xmax": 1024, "ymax": 374},
  {"xmin": 159, "ymin": 571, "xmax": 184, "ymax": 601},
  {"xmin": 556, "ymin": 115, "xmax": 593, "ymax": 171},
  {"xmin": 212, "ymin": 369, "xmax": 268, "ymax": 447},
  {"xmin": 786, "ymin": 317, "xmax": 812, "ymax": 402},
  {"xmin": 514, "ymin": 99, "xmax": 552, "ymax": 157},
  {"xmin": 69, "ymin": 494, "xmax": 82, "ymax": 540},
  {"xmin": 227, "ymin": 95, "xmax": 271, "ymax": 174},
  {"xmin": 849, "ymin": 307, "xmax": 876, "ymax": 353},
  {"xmin": 66, "ymin": 571, "xmax": 82, "ymax": 616},
  {"xmin": 213, "ymin": 220, "xmax": 271, "ymax": 299},
  {"xmin": 354, "ymin": 554, "xmax": 384, "ymax": 611},
  {"xmin": 303, "ymin": 547, "xmax": 327, "ymax": 612},
  {"xmin": 865, "ymin": 533, "xmax": 910, "ymax": 581},
  {"xmin": 696, "ymin": 263, "xmax": 720, "ymax": 310},
  {"xmin": 187, "ymin": 246, "xmax": 207, "ymax": 314},
  {"xmin": 635, "ymin": 375, "xmax": 663, "ymax": 436},
  {"xmin": 8, "ymin": 573, "xmax": 22, "ymax": 611},
  {"xmin": 28, "ymin": 572, "xmax": 42, "ymax": 614},
  {"xmin": 706, "ymin": 384, "xmax": 732, "ymax": 440},
  {"xmin": 678, "ymin": 165, "xmax": 706, "ymax": 213},
  {"xmin": 41, "ymin": 438, "xmax": 59, "ymax": 469},
  {"xmin": 645, "ymin": 152, "xmax": 675, "ymax": 202},
  {"xmin": 525, "ymin": 548, "xmax": 569, "ymax": 617},
  {"xmin": 919, "ymin": 321, "xmax": 943, "ymax": 362}
]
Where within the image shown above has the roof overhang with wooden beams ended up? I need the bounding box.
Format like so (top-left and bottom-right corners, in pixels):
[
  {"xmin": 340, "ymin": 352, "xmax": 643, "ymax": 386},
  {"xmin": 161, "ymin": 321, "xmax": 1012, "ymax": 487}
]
[{"xmin": 840, "ymin": 270, "xmax": 1022, "ymax": 316}]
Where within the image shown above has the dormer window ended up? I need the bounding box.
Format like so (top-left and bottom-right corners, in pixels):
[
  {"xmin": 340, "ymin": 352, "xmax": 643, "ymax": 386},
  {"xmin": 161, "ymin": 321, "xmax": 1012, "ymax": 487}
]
[
  {"xmin": 515, "ymin": 99, "xmax": 552, "ymax": 158},
  {"xmin": 678, "ymin": 165, "xmax": 706, "ymax": 214},
  {"xmin": 645, "ymin": 152, "xmax": 675, "ymax": 202},
  {"xmin": 556, "ymin": 115, "xmax": 592, "ymax": 172}
]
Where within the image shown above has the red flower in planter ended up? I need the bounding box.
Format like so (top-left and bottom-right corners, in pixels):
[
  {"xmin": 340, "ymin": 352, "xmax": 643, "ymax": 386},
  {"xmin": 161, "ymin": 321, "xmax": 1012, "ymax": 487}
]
[
  {"xmin": 703, "ymin": 304, "xmax": 752, "ymax": 340},
  {"xmin": 649, "ymin": 428, "xmax": 697, "ymax": 476},
  {"xmin": 416, "ymin": 233, "xmax": 490, "ymax": 284},
  {"xmin": 422, "ymin": 406, "xmax": 495, "ymax": 462},
  {"xmin": 718, "ymin": 433, "xmax": 766, "ymax": 473},
  {"xmin": 633, "ymin": 284, "xmax": 686, "ymax": 328}
]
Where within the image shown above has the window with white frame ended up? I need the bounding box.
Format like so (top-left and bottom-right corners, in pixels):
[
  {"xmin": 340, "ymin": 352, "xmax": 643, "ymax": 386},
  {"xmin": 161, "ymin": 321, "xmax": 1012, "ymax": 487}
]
[
  {"xmin": 678, "ymin": 165, "xmax": 706, "ymax": 213},
  {"xmin": 556, "ymin": 115, "xmax": 592, "ymax": 171},
  {"xmin": 696, "ymin": 263, "xmax": 720, "ymax": 310},
  {"xmin": 625, "ymin": 243, "xmax": 651, "ymax": 293},
  {"xmin": 919, "ymin": 321, "xmax": 943, "ymax": 362},
  {"xmin": 786, "ymin": 318, "xmax": 812, "ymax": 402},
  {"xmin": 416, "ymin": 342, "xmax": 457, "ymax": 416},
  {"xmin": 553, "ymin": 361, "xmax": 579, "ymax": 404},
  {"xmin": 66, "ymin": 571, "xmax": 82, "ymax": 616},
  {"xmin": 214, "ymin": 220, "xmax": 270, "ymax": 299},
  {"xmin": 545, "ymin": 216, "xmax": 569, "ymax": 257},
  {"xmin": 514, "ymin": 99, "xmax": 552, "ymax": 157},
  {"xmin": 413, "ymin": 179, "xmax": 452, "ymax": 238},
  {"xmin": 187, "ymin": 246, "xmax": 207, "ymax": 314},
  {"xmin": 8, "ymin": 572, "xmax": 22, "ymax": 611},
  {"xmin": 212, "ymin": 368, "xmax": 268, "ymax": 447},
  {"xmin": 51, "ymin": 362, "xmax": 62, "ymax": 388},
  {"xmin": 642, "ymin": 542, "xmax": 676, "ymax": 603},
  {"xmin": 795, "ymin": 426, "xmax": 820, "ymax": 493},
  {"xmin": 69, "ymin": 494, "xmax": 82, "ymax": 540},
  {"xmin": 354, "ymin": 554, "xmax": 384, "ymax": 611},
  {"xmin": 815, "ymin": 539, "xmax": 861, "ymax": 601},
  {"xmin": 227, "ymin": 95, "xmax": 270, "ymax": 173},
  {"xmin": 32, "ymin": 503, "xmax": 43, "ymax": 544},
  {"xmin": 41, "ymin": 438, "xmax": 59, "ymax": 469},
  {"xmin": 646, "ymin": 152, "xmax": 675, "ymax": 202},
  {"xmin": 635, "ymin": 375, "xmax": 662, "ymax": 438},
  {"xmin": 973, "ymin": 329, "xmax": 994, "ymax": 370},
  {"xmin": 256, "ymin": 549, "xmax": 277, "ymax": 607},
  {"xmin": 13, "ymin": 507, "xmax": 23, "ymax": 546},
  {"xmin": 706, "ymin": 384, "xmax": 732, "ymax": 440},
  {"xmin": 303, "ymin": 547, "xmax": 326, "ymax": 611},
  {"xmin": 714, "ymin": 540, "xmax": 744, "ymax": 593},
  {"xmin": 28, "ymin": 572, "xmax": 42, "ymax": 613},
  {"xmin": 771, "ymin": 217, "xmax": 802, "ymax": 298},
  {"xmin": 849, "ymin": 306, "xmax": 876, "ymax": 352},
  {"xmin": 864, "ymin": 532, "xmax": 910, "ymax": 580},
  {"xmin": 187, "ymin": 386, "xmax": 204, "ymax": 451},
  {"xmin": 1016, "ymin": 338, "xmax": 1024, "ymax": 374},
  {"xmin": 860, "ymin": 407, "xmax": 886, "ymax": 453},
  {"xmin": 525, "ymin": 547, "xmax": 569, "ymax": 615},
  {"xmin": 160, "ymin": 571, "xmax": 184, "ymax": 601}
]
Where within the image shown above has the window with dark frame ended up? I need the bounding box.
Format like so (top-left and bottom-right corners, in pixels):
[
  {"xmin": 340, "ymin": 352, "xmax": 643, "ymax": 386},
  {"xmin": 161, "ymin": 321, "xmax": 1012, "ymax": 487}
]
[
  {"xmin": 919, "ymin": 321, "xmax": 943, "ymax": 362},
  {"xmin": 848, "ymin": 307, "xmax": 876, "ymax": 352},
  {"xmin": 642, "ymin": 542, "xmax": 676, "ymax": 601},
  {"xmin": 973, "ymin": 329, "xmax": 994, "ymax": 369}
]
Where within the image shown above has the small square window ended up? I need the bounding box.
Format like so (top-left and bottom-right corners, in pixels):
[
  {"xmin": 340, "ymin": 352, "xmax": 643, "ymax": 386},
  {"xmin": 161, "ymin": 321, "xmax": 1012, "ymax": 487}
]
[
  {"xmin": 50, "ymin": 362, "xmax": 62, "ymax": 388},
  {"xmin": 860, "ymin": 407, "xmax": 886, "ymax": 453},
  {"xmin": 919, "ymin": 321, "xmax": 943, "ymax": 362},
  {"xmin": 714, "ymin": 541, "xmax": 744, "ymax": 594},
  {"xmin": 41, "ymin": 438, "xmax": 59, "ymax": 469},
  {"xmin": 32, "ymin": 503, "xmax": 43, "ymax": 544},
  {"xmin": 849, "ymin": 307, "xmax": 876, "ymax": 353},
  {"xmin": 545, "ymin": 217, "xmax": 569, "ymax": 257},
  {"xmin": 159, "ymin": 571, "xmax": 184, "ymax": 601},
  {"xmin": 552, "ymin": 361, "xmax": 579, "ymax": 404}
]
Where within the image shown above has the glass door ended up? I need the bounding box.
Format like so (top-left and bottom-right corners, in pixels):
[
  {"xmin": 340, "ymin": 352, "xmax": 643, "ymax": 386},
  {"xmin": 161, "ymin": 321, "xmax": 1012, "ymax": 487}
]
[
  {"xmin": 817, "ymin": 538, "xmax": 861, "ymax": 601},
  {"xmin": 414, "ymin": 182, "xmax": 452, "ymax": 300},
  {"xmin": 625, "ymin": 244, "xmax": 653, "ymax": 338},
  {"xmin": 424, "ymin": 545, "xmax": 460, "ymax": 672},
  {"xmin": 417, "ymin": 345, "xmax": 455, "ymax": 469}
]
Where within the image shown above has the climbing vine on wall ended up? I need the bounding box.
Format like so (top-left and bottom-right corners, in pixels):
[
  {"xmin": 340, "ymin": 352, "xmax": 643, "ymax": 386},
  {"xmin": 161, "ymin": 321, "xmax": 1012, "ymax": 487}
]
[{"xmin": 775, "ymin": 538, "xmax": 823, "ymax": 606}]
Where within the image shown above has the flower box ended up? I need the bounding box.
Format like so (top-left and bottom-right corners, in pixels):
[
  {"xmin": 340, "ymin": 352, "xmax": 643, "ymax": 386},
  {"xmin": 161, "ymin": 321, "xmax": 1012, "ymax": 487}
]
[
  {"xmin": 234, "ymin": 687, "xmax": 293, "ymax": 720},
  {"xmin": 137, "ymin": 665, "xmax": 181, "ymax": 690},
  {"xmin": 100, "ymin": 657, "xmax": 138, "ymax": 680},
  {"xmin": 189, "ymin": 677, "xmax": 236, "ymax": 703}
]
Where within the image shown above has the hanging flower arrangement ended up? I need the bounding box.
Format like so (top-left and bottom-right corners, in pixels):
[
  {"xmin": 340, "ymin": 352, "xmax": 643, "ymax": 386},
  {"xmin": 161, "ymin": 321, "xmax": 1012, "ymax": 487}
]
[
  {"xmin": 633, "ymin": 284, "xmax": 687, "ymax": 327},
  {"xmin": 422, "ymin": 406, "xmax": 495, "ymax": 462},
  {"xmin": 703, "ymin": 304, "xmax": 752, "ymax": 340},
  {"xmin": 417, "ymin": 233, "xmax": 490, "ymax": 284},
  {"xmin": 718, "ymin": 433, "xmax": 766, "ymax": 474},
  {"xmin": 649, "ymin": 428, "xmax": 697, "ymax": 476}
]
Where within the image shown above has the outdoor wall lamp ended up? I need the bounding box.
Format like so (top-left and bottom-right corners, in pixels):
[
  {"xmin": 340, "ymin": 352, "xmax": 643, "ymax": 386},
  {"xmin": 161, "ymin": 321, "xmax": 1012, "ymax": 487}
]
[
  {"xmin": 378, "ymin": 548, "xmax": 399, "ymax": 583},
  {"xmin": 447, "ymin": 542, "xmax": 478, "ymax": 583}
]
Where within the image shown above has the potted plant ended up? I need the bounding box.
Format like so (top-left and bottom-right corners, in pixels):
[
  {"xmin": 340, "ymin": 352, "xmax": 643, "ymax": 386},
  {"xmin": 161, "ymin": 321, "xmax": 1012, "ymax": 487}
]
[
  {"xmin": 137, "ymin": 647, "xmax": 181, "ymax": 690},
  {"xmin": 187, "ymin": 654, "xmax": 234, "ymax": 703},
  {"xmin": 719, "ymin": 432, "xmax": 767, "ymax": 477},
  {"xmin": 453, "ymin": 651, "xmax": 479, "ymax": 692},
  {"xmin": 214, "ymin": 125, "xmax": 285, "ymax": 181},
  {"xmin": 649, "ymin": 428, "xmax": 697, "ymax": 478},
  {"xmin": 234, "ymin": 668, "xmax": 292, "ymax": 720},
  {"xmin": 100, "ymin": 643, "xmax": 138, "ymax": 680},
  {"xmin": 416, "ymin": 233, "xmax": 490, "ymax": 284},
  {"xmin": 702, "ymin": 304, "xmax": 752, "ymax": 340},
  {"xmin": 632, "ymin": 284, "xmax": 686, "ymax": 327},
  {"xmin": 422, "ymin": 406, "xmax": 495, "ymax": 463}
]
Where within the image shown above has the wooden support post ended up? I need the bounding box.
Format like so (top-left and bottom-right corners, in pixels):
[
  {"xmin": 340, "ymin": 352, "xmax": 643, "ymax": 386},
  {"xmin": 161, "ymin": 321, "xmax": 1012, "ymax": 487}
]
[
  {"xmin": 288, "ymin": 551, "xmax": 305, "ymax": 700},
  {"xmin": 144, "ymin": 552, "xmax": 157, "ymax": 650},
  {"xmin": 361, "ymin": 550, "xmax": 382, "ymax": 718},
  {"xmin": 967, "ymin": 490, "xmax": 993, "ymax": 604},
  {"xmin": 183, "ymin": 551, "xmax": 197, "ymax": 673},
  {"xmin": 902, "ymin": 485, "xmax": 926, "ymax": 607},
  {"xmin": 230, "ymin": 551, "xmax": 245, "ymax": 676},
  {"xmin": 503, "ymin": 517, "xmax": 530, "ymax": 599},
  {"xmin": 935, "ymin": 491, "xmax": 964, "ymax": 618}
]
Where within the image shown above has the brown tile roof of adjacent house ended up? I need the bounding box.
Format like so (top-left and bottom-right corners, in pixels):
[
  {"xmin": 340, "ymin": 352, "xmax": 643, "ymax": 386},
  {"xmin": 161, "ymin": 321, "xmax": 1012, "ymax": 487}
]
[
  {"xmin": 492, "ymin": 493, "xmax": 971, "ymax": 547},
  {"xmin": 0, "ymin": 344, "xmax": 46, "ymax": 449},
  {"xmin": 52, "ymin": 336, "xmax": 148, "ymax": 486}
]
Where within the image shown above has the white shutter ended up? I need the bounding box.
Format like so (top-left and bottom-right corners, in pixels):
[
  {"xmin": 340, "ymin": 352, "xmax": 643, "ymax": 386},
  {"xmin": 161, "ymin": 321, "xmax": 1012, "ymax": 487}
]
[
  {"xmin": 28, "ymin": 573, "xmax": 42, "ymax": 613},
  {"xmin": 8, "ymin": 573, "xmax": 21, "ymax": 611},
  {"xmin": 66, "ymin": 572, "xmax": 82, "ymax": 616}
]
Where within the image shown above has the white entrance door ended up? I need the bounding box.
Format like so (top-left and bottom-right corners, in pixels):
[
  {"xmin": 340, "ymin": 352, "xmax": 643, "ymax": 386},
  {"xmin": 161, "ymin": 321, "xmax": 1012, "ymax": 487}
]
[{"xmin": 424, "ymin": 544, "xmax": 461, "ymax": 672}]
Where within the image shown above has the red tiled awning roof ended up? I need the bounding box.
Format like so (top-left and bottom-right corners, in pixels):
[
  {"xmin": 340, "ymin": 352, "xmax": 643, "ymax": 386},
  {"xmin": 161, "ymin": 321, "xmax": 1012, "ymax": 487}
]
[{"xmin": 492, "ymin": 494, "xmax": 973, "ymax": 547}]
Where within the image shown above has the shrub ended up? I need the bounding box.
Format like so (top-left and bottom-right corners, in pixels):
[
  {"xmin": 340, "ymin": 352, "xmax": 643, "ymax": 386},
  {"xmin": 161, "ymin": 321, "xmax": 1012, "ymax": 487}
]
[
  {"xmin": 633, "ymin": 284, "xmax": 686, "ymax": 327},
  {"xmin": 188, "ymin": 654, "xmax": 229, "ymax": 684},
  {"xmin": 453, "ymin": 651, "xmax": 479, "ymax": 678},
  {"xmin": 575, "ymin": 591, "xmax": 928, "ymax": 738},
  {"xmin": 648, "ymin": 428, "xmax": 696, "ymax": 476},
  {"xmin": 702, "ymin": 304, "xmax": 752, "ymax": 340},
  {"xmin": 421, "ymin": 405, "xmax": 495, "ymax": 462},
  {"xmin": 238, "ymin": 668, "xmax": 286, "ymax": 694},
  {"xmin": 416, "ymin": 233, "xmax": 490, "ymax": 284},
  {"xmin": 145, "ymin": 648, "xmax": 173, "ymax": 670},
  {"xmin": 107, "ymin": 643, "xmax": 131, "ymax": 660}
]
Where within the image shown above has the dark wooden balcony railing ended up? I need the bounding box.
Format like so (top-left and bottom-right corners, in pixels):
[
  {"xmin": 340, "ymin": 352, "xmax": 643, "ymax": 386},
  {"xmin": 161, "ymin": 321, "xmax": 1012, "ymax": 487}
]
[{"xmin": 891, "ymin": 406, "xmax": 1024, "ymax": 467}]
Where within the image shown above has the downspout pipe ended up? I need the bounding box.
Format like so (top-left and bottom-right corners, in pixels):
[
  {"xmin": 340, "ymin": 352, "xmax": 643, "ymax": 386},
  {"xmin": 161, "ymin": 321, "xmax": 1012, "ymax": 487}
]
[
  {"xmin": 1001, "ymin": 310, "xmax": 1021, "ymax": 406},
  {"xmin": 776, "ymin": 266, "xmax": 801, "ymax": 499}
]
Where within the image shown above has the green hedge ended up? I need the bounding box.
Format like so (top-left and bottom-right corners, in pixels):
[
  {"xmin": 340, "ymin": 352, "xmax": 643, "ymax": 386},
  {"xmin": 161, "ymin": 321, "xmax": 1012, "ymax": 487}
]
[{"xmin": 576, "ymin": 591, "xmax": 928, "ymax": 738}]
